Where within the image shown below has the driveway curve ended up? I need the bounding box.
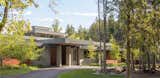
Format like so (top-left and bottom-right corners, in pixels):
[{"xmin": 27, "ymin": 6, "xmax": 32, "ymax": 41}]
[
  {"xmin": 4, "ymin": 67, "xmax": 70, "ymax": 78},
  {"xmin": 4, "ymin": 66, "xmax": 99, "ymax": 78}
]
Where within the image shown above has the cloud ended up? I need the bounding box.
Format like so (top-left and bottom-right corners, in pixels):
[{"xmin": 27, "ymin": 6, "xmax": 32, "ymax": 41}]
[
  {"xmin": 9, "ymin": 10, "xmax": 32, "ymax": 16},
  {"xmin": 37, "ymin": 17, "xmax": 64, "ymax": 23},
  {"xmin": 9, "ymin": 11, "xmax": 19, "ymax": 15},
  {"xmin": 55, "ymin": 17, "xmax": 64, "ymax": 22},
  {"xmin": 38, "ymin": 17, "xmax": 54, "ymax": 22},
  {"xmin": 24, "ymin": 11, "xmax": 32, "ymax": 15},
  {"xmin": 60, "ymin": 12, "xmax": 97, "ymax": 17}
]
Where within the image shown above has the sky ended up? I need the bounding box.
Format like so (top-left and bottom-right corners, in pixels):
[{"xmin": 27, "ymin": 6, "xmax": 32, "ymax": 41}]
[{"xmin": 24, "ymin": 0, "xmax": 98, "ymax": 32}]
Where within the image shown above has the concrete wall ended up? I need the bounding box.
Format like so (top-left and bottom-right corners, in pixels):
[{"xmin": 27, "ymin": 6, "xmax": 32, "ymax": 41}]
[
  {"xmin": 32, "ymin": 46, "xmax": 51, "ymax": 67},
  {"xmin": 32, "ymin": 45, "xmax": 63, "ymax": 67}
]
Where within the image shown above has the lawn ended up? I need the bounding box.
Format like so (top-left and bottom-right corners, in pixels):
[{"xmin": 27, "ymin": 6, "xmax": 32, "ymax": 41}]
[
  {"xmin": 0, "ymin": 65, "xmax": 38, "ymax": 76},
  {"xmin": 58, "ymin": 69, "xmax": 124, "ymax": 78}
]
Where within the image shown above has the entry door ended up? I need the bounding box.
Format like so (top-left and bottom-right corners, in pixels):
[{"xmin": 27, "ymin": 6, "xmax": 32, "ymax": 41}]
[
  {"xmin": 62, "ymin": 46, "xmax": 66, "ymax": 65},
  {"xmin": 50, "ymin": 47, "xmax": 57, "ymax": 66}
]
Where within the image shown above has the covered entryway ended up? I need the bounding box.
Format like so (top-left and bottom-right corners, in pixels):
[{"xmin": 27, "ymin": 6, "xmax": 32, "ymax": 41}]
[
  {"xmin": 49, "ymin": 46, "xmax": 57, "ymax": 66},
  {"xmin": 62, "ymin": 45, "xmax": 67, "ymax": 65},
  {"xmin": 48, "ymin": 43, "xmax": 82, "ymax": 67},
  {"xmin": 66, "ymin": 46, "xmax": 80, "ymax": 66},
  {"xmin": 49, "ymin": 45, "xmax": 62, "ymax": 67}
]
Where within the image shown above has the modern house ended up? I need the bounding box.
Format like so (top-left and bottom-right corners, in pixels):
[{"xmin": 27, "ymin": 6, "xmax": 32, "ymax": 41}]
[{"xmin": 25, "ymin": 26, "xmax": 117, "ymax": 67}]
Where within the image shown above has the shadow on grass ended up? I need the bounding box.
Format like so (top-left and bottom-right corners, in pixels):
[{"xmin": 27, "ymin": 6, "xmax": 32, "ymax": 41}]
[
  {"xmin": 0, "ymin": 65, "xmax": 38, "ymax": 77},
  {"xmin": 58, "ymin": 69, "xmax": 124, "ymax": 78}
]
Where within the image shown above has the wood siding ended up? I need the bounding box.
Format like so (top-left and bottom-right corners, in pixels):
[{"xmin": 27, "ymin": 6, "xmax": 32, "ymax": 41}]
[{"xmin": 50, "ymin": 47, "xmax": 57, "ymax": 66}]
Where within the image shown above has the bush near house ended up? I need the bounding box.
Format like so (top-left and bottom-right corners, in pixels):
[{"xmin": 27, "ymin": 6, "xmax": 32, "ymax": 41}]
[
  {"xmin": 0, "ymin": 20, "xmax": 43, "ymax": 67},
  {"xmin": 0, "ymin": 20, "xmax": 42, "ymax": 77}
]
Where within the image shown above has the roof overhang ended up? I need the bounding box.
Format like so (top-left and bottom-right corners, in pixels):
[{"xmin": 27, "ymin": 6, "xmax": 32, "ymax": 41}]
[{"xmin": 25, "ymin": 36, "xmax": 112, "ymax": 50}]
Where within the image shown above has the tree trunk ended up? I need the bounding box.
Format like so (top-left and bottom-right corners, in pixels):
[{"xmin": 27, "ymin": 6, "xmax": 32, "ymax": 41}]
[
  {"xmin": 126, "ymin": 18, "xmax": 131, "ymax": 77},
  {"xmin": 0, "ymin": 1, "xmax": 9, "ymax": 32},
  {"xmin": 152, "ymin": 53, "xmax": 156, "ymax": 71},
  {"xmin": 131, "ymin": 52, "xmax": 135, "ymax": 71},
  {"xmin": 102, "ymin": 0, "xmax": 108, "ymax": 73},
  {"xmin": 142, "ymin": 51, "xmax": 146, "ymax": 72},
  {"xmin": 143, "ymin": 60, "xmax": 146, "ymax": 72},
  {"xmin": 97, "ymin": 0, "xmax": 103, "ymax": 70},
  {"xmin": 96, "ymin": 52, "xmax": 99, "ymax": 64},
  {"xmin": 139, "ymin": 50, "xmax": 144, "ymax": 71},
  {"xmin": 126, "ymin": 39, "xmax": 131, "ymax": 78},
  {"xmin": 146, "ymin": 51, "xmax": 151, "ymax": 71},
  {"xmin": 139, "ymin": 56, "xmax": 142, "ymax": 70},
  {"xmin": 141, "ymin": 36, "xmax": 148, "ymax": 72},
  {"xmin": 125, "ymin": 8, "xmax": 132, "ymax": 77},
  {"xmin": 0, "ymin": 57, "xmax": 3, "ymax": 68}
]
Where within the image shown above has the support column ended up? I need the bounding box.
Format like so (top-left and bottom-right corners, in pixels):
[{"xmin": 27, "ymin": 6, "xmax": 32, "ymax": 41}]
[
  {"xmin": 71, "ymin": 47, "xmax": 75, "ymax": 65},
  {"xmin": 66, "ymin": 46, "xmax": 72, "ymax": 66},
  {"xmin": 56, "ymin": 45, "xmax": 62, "ymax": 67},
  {"xmin": 69, "ymin": 47, "xmax": 72, "ymax": 66},
  {"xmin": 77, "ymin": 48, "xmax": 81, "ymax": 65}
]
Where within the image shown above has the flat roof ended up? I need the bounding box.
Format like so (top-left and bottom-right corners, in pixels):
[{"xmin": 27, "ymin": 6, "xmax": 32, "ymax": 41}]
[
  {"xmin": 25, "ymin": 36, "xmax": 112, "ymax": 50},
  {"xmin": 31, "ymin": 26, "xmax": 66, "ymax": 37},
  {"xmin": 33, "ymin": 30, "xmax": 66, "ymax": 37}
]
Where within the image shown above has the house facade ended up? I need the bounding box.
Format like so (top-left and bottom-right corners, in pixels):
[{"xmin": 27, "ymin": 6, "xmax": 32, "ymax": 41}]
[{"xmin": 25, "ymin": 26, "xmax": 116, "ymax": 67}]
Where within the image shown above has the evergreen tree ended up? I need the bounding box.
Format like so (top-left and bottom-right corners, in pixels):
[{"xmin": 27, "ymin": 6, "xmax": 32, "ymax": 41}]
[
  {"xmin": 52, "ymin": 19, "xmax": 62, "ymax": 32},
  {"xmin": 65, "ymin": 24, "xmax": 76, "ymax": 38}
]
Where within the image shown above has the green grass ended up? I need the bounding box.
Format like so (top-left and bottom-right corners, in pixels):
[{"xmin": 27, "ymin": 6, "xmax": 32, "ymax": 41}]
[
  {"xmin": 0, "ymin": 65, "xmax": 38, "ymax": 76},
  {"xmin": 0, "ymin": 68, "xmax": 31, "ymax": 76},
  {"xmin": 58, "ymin": 69, "xmax": 124, "ymax": 78}
]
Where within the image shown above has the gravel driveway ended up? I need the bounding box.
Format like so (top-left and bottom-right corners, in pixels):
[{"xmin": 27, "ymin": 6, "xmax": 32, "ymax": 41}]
[
  {"xmin": 2, "ymin": 66, "xmax": 99, "ymax": 78},
  {"xmin": 19, "ymin": 68, "xmax": 69, "ymax": 78}
]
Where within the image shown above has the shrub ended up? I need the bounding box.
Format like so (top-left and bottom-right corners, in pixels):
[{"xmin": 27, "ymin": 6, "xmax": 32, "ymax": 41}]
[{"xmin": 20, "ymin": 64, "xmax": 28, "ymax": 68}]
